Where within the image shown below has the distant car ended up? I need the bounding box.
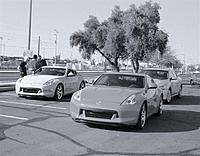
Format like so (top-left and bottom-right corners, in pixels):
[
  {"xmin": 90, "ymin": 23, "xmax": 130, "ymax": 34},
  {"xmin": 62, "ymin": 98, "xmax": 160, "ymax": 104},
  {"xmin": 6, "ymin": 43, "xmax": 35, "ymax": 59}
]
[
  {"xmin": 15, "ymin": 66, "xmax": 85, "ymax": 100},
  {"xmin": 190, "ymin": 72, "xmax": 200, "ymax": 85},
  {"xmin": 141, "ymin": 68, "xmax": 182, "ymax": 103},
  {"xmin": 70, "ymin": 73, "xmax": 163, "ymax": 129},
  {"xmin": 178, "ymin": 73, "xmax": 192, "ymax": 85}
]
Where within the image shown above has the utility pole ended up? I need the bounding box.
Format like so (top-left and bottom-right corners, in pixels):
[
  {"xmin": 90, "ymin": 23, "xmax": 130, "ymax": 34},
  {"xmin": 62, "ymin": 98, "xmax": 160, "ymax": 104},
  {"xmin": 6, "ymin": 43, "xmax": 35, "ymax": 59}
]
[
  {"xmin": 28, "ymin": 0, "xmax": 32, "ymax": 50},
  {"xmin": 54, "ymin": 29, "xmax": 58, "ymax": 64},
  {"xmin": 37, "ymin": 36, "xmax": 40, "ymax": 56},
  {"xmin": 0, "ymin": 37, "xmax": 3, "ymax": 64}
]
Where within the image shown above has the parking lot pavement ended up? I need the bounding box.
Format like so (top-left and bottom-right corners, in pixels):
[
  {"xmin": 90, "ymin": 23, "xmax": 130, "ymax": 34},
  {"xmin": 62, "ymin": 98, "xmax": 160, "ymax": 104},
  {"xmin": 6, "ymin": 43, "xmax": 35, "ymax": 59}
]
[{"xmin": 0, "ymin": 85, "xmax": 200, "ymax": 156}]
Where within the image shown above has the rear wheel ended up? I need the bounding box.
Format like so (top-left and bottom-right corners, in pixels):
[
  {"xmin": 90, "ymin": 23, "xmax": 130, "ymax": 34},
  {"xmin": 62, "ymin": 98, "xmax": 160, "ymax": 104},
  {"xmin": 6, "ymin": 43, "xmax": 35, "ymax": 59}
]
[
  {"xmin": 177, "ymin": 86, "xmax": 182, "ymax": 98},
  {"xmin": 136, "ymin": 104, "xmax": 147, "ymax": 129},
  {"xmin": 54, "ymin": 84, "xmax": 64, "ymax": 100}
]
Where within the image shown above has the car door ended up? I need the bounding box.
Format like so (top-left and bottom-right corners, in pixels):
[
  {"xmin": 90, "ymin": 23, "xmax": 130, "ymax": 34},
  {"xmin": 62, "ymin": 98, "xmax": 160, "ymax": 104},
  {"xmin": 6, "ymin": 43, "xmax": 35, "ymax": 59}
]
[{"xmin": 145, "ymin": 77, "xmax": 158, "ymax": 115}]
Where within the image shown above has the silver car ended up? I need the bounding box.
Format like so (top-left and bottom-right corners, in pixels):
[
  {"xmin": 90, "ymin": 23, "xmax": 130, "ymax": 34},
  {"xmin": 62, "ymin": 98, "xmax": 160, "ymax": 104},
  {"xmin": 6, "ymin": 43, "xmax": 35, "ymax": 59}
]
[
  {"xmin": 70, "ymin": 73, "xmax": 163, "ymax": 129},
  {"xmin": 16, "ymin": 66, "xmax": 85, "ymax": 100},
  {"xmin": 142, "ymin": 68, "xmax": 182, "ymax": 103}
]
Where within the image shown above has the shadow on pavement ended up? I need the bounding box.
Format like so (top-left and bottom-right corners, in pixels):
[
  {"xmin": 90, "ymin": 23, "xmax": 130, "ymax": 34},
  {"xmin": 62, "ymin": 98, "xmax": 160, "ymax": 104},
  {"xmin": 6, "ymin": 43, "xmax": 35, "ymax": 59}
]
[
  {"xmin": 86, "ymin": 110, "xmax": 200, "ymax": 133},
  {"xmin": 21, "ymin": 94, "xmax": 72, "ymax": 102},
  {"xmin": 169, "ymin": 96, "xmax": 200, "ymax": 105}
]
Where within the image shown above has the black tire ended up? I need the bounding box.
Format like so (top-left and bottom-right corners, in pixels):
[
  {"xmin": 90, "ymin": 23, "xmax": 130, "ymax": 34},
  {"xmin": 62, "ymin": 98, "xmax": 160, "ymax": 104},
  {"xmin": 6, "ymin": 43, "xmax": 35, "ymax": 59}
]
[
  {"xmin": 155, "ymin": 96, "xmax": 163, "ymax": 116},
  {"xmin": 79, "ymin": 81, "xmax": 85, "ymax": 90},
  {"xmin": 136, "ymin": 104, "xmax": 147, "ymax": 129},
  {"xmin": 177, "ymin": 85, "xmax": 182, "ymax": 98},
  {"xmin": 54, "ymin": 84, "xmax": 64, "ymax": 100},
  {"xmin": 190, "ymin": 79, "xmax": 194, "ymax": 85}
]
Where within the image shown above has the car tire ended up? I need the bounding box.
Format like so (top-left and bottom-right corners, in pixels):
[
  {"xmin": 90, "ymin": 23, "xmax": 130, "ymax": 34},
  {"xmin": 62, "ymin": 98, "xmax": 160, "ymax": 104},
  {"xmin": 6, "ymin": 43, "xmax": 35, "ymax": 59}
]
[
  {"xmin": 79, "ymin": 81, "xmax": 85, "ymax": 90},
  {"xmin": 155, "ymin": 96, "xmax": 163, "ymax": 116},
  {"xmin": 190, "ymin": 79, "xmax": 194, "ymax": 85},
  {"xmin": 165, "ymin": 90, "xmax": 172, "ymax": 104},
  {"xmin": 54, "ymin": 84, "xmax": 64, "ymax": 100},
  {"xmin": 136, "ymin": 104, "xmax": 147, "ymax": 129},
  {"xmin": 177, "ymin": 86, "xmax": 182, "ymax": 98}
]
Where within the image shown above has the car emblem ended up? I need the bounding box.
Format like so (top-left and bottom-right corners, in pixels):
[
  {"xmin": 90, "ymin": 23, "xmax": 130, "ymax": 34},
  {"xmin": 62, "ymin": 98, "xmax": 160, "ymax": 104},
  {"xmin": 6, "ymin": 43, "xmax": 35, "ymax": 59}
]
[{"xmin": 96, "ymin": 101, "xmax": 102, "ymax": 105}]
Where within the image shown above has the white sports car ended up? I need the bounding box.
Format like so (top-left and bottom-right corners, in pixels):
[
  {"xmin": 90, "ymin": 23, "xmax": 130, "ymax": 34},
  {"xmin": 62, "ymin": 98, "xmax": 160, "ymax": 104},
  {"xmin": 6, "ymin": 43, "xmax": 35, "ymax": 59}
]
[{"xmin": 16, "ymin": 66, "xmax": 85, "ymax": 100}]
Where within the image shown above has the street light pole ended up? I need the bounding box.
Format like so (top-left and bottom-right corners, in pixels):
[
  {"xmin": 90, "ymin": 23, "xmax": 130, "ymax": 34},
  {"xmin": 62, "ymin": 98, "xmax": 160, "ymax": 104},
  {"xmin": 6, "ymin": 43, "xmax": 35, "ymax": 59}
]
[
  {"xmin": 28, "ymin": 0, "xmax": 32, "ymax": 50},
  {"xmin": 54, "ymin": 29, "xmax": 58, "ymax": 64}
]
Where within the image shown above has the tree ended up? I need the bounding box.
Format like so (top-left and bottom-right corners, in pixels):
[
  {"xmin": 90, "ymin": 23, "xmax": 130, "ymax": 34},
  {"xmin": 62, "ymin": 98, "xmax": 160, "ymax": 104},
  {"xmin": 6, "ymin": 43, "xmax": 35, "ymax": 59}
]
[
  {"xmin": 151, "ymin": 47, "xmax": 183, "ymax": 69},
  {"xmin": 123, "ymin": 2, "xmax": 168, "ymax": 72},
  {"xmin": 70, "ymin": 8, "xmax": 126, "ymax": 71},
  {"xmin": 70, "ymin": 1, "xmax": 168, "ymax": 72}
]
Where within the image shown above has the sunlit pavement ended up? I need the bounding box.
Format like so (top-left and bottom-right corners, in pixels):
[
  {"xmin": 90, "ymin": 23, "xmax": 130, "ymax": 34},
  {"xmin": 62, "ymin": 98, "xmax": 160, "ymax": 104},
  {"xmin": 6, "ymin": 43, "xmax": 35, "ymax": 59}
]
[{"xmin": 0, "ymin": 85, "xmax": 199, "ymax": 156}]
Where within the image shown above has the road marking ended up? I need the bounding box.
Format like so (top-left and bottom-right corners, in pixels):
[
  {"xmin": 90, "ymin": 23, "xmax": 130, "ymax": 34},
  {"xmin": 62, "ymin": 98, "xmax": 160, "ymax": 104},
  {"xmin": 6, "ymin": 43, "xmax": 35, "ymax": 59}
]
[
  {"xmin": 0, "ymin": 100, "xmax": 67, "ymax": 110},
  {"xmin": 0, "ymin": 114, "xmax": 28, "ymax": 120}
]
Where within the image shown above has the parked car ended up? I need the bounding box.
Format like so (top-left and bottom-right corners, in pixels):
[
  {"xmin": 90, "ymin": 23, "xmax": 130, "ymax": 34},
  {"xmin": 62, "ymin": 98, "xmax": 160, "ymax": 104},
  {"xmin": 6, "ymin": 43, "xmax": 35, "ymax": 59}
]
[
  {"xmin": 70, "ymin": 72, "xmax": 163, "ymax": 129},
  {"xmin": 141, "ymin": 68, "xmax": 182, "ymax": 103},
  {"xmin": 15, "ymin": 66, "xmax": 85, "ymax": 100},
  {"xmin": 178, "ymin": 73, "xmax": 192, "ymax": 85},
  {"xmin": 190, "ymin": 72, "xmax": 200, "ymax": 85}
]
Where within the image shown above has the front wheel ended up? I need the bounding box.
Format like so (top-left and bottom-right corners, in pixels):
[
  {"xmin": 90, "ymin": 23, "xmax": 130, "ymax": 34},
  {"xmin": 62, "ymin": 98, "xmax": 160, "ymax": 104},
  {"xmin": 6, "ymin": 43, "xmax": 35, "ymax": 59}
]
[
  {"xmin": 54, "ymin": 84, "xmax": 64, "ymax": 100},
  {"xmin": 79, "ymin": 81, "xmax": 85, "ymax": 90},
  {"xmin": 136, "ymin": 104, "xmax": 147, "ymax": 129}
]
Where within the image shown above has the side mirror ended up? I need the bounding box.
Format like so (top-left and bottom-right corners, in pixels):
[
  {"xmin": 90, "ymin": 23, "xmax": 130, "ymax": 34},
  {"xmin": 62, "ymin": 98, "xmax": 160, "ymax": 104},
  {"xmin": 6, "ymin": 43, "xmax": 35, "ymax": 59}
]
[
  {"xmin": 148, "ymin": 83, "xmax": 157, "ymax": 89},
  {"xmin": 86, "ymin": 79, "xmax": 94, "ymax": 84},
  {"xmin": 32, "ymin": 71, "xmax": 35, "ymax": 75}
]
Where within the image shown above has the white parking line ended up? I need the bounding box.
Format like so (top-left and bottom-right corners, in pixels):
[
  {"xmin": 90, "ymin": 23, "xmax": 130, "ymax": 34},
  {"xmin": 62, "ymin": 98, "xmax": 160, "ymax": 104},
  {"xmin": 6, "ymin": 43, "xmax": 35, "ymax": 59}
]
[
  {"xmin": 0, "ymin": 114, "xmax": 28, "ymax": 120},
  {"xmin": 0, "ymin": 100, "xmax": 67, "ymax": 110}
]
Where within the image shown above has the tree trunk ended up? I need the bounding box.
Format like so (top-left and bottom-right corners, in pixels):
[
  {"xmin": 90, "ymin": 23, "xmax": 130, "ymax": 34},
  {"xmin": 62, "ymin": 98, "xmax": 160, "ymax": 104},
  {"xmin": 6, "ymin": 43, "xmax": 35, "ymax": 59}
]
[
  {"xmin": 96, "ymin": 48, "xmax": 120, "ymax": 72},
  {"xmin": 131, "ymin": 58, "xmax": 139, "ymax": 73}
]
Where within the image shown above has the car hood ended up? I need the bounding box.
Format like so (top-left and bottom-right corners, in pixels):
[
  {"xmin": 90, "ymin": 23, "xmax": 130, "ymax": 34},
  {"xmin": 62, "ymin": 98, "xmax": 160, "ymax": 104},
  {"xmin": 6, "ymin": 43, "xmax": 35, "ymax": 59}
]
[
  {"xmin": 79, "ymin": 86, "xmax": 143, "ymax": 107},
  {"xmin": 20, "ymin": 75, "xmax": 61, "ymax": 86}
]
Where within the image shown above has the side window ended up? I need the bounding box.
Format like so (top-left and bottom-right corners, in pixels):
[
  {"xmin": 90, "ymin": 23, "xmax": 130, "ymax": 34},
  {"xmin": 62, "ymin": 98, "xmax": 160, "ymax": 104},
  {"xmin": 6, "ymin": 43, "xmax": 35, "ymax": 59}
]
[
  {"xmin": 170, "ymin": 70, "xmax": 177, "ymax": 79},
  {"xmin": 67, "ymin": 69, "xmax": 76, "ymax": 77}
]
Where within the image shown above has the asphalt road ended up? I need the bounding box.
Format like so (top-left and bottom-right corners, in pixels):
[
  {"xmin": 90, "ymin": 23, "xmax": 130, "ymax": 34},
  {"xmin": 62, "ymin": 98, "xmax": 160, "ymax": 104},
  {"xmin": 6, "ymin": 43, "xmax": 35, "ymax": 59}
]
[{"xmin": 0, "ymin": 85, "xmax": 200, "ymax": 156}]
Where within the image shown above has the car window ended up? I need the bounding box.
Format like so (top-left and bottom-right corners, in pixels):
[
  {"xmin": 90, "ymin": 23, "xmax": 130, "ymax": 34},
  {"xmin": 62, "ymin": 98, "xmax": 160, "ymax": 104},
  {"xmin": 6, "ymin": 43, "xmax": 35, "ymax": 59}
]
[
  {"xmin": 67, "ymin": 69, "xmax": 76, "ymax": 77},
  {"xmin": 94, "ymin": 74, "xmax": 145, "ymax": 88},
  {"xmin": 143, "ymin": 70, "xmax": 168, "ymax": 80},
  {"xmin": 35, "ymin": 68, "xmax": 66, "ymax": 76}
]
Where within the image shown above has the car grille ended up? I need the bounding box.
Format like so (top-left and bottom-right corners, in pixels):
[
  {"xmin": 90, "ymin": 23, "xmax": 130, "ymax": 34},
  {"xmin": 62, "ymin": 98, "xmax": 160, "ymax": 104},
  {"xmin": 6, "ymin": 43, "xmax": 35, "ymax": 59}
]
[
  {"xmin": 21, "ymin": 88, "xmax": 41, "ymax": 93},
  {"xmin": 81, "ymin": 109, "xmax": 118, "ymax": 119}
]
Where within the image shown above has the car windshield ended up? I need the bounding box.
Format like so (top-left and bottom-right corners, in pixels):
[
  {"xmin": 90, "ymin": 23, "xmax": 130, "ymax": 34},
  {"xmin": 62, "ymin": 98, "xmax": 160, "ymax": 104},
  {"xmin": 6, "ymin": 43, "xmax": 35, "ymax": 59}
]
[
  {"xmin": 143, "ymin": 70, "xmax": 168, "ymax": 80},
  {"xmin": 35, "ymin": 67, "xmax": 66, "ymax": 76},
  {"xmin": 94, "ymin": 74, "xmax": 144, "ymax": 88}
]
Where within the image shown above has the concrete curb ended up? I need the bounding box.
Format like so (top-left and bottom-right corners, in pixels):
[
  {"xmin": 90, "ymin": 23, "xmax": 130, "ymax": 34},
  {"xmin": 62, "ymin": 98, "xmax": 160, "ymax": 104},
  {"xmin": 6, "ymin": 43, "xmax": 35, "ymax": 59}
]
[{"xmin": 0, "ymin": 82, "xmax": 15, "ymax": 92}]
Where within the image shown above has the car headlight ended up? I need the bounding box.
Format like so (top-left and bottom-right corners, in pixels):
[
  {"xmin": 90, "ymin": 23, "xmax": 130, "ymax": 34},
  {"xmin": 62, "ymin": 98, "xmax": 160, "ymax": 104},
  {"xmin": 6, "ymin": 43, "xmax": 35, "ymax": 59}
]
[
  {"xmin": 43, "ymin": 79, "xmax": 59, "ymax": 86},
  {"xmin": 121, "ymin": 95, "xmax": 136, "ymax": 105},
  {"xmin": 73, "ymin": 91, "xmax": 81, "ymax": 101}
]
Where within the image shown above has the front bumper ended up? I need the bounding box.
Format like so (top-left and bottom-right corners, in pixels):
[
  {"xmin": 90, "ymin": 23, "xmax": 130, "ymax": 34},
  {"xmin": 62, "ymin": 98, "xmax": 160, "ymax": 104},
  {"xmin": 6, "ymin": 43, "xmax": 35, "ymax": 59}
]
[
  {"xmin": 70, "ymin": 101, "xmax": 141, "ymax": 126},
  {"xmin": 16, "ymin": 83, "xmax": 56, "ymax": 98}
]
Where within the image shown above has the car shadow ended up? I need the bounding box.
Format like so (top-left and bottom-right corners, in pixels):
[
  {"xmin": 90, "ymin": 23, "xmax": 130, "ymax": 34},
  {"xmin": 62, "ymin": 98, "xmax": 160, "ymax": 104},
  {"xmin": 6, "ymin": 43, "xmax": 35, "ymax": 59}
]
[
  {"xmin": 86, "ymin": 110, "xmax": 200, "ymax": 133},
  {"xmin": 23, "ymin": 94, "xmax": 72, "ymax": 102},
  {"xmin": 169, "ymin": 96, "xmax": 200, "ymax": 105}
]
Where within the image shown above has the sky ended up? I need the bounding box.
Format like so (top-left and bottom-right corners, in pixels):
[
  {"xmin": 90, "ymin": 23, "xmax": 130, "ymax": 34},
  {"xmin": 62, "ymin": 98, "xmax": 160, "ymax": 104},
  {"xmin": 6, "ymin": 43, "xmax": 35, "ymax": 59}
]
[{"xmin": 0, "ymin": 0, "xmax": 199, "ymax": 65}]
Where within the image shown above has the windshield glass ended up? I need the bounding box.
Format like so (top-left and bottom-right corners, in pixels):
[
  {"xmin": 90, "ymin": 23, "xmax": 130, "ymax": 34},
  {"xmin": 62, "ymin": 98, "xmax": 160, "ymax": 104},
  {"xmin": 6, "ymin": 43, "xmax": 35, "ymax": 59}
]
[
  {"xmin": 35, "ymin": 68, "xmax": 66, "ymax": 76},
  {"xmin": 143, "ymin": 70, "xmax": 168, "ymax": 80},
  {"xmin": 94, "ymin": 74, "xmax": 144, "ymax": 88}
]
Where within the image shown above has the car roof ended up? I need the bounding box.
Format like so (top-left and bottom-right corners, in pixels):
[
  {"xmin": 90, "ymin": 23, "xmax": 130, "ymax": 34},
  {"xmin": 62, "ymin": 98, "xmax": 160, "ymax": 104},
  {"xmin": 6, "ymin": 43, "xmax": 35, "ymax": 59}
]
[
  {"xmin": 102, "ymin": 72, "xmax": 146, "ymax": 77},
  {"xmin": 42, "ymin": 66, "xmax": 68, "ymax": 70},
  {"xmin": 142, "ymin": 68, "xmax": 170, "ymax": 71}
]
